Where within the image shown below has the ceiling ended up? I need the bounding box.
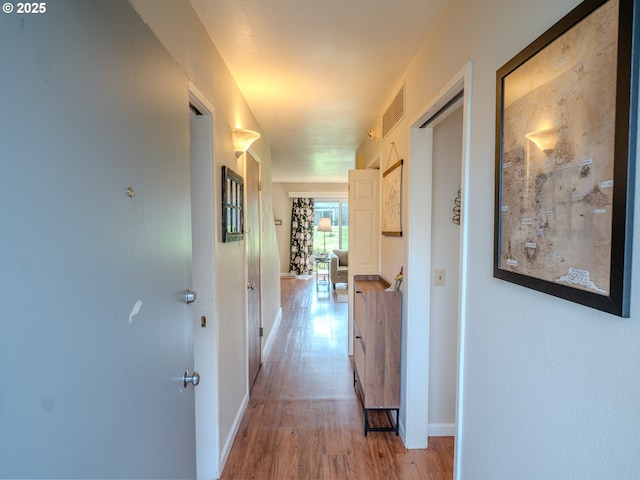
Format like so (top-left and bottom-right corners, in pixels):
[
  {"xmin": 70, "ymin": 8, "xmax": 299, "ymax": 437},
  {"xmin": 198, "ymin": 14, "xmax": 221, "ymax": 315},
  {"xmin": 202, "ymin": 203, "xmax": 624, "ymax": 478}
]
[{"xmin": 190, "ymin": 0, "xmax": 447, "ymax": 183}]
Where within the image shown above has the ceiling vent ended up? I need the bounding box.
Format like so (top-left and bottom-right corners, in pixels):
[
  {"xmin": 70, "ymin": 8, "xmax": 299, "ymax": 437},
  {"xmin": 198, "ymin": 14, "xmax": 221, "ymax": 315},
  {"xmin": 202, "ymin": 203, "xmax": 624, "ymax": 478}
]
[{"xmin": 382, "ymin": 83, "xmax": 405, "ymax": 139}]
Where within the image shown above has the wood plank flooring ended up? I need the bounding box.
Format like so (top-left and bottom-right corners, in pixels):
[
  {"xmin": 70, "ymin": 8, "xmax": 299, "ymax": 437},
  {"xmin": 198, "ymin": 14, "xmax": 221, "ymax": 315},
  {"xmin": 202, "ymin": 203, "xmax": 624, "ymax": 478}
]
[{"xmin": 220, "ymin": 277, "xmax": 454, "ymax": 480}]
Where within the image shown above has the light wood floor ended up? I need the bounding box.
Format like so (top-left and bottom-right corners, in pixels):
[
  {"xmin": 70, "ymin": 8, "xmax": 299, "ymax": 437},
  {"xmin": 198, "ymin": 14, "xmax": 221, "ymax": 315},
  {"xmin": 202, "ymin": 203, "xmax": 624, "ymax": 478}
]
[{"xmin": 220, "ymin": 277, "xmax": 454, "ymax": 480}]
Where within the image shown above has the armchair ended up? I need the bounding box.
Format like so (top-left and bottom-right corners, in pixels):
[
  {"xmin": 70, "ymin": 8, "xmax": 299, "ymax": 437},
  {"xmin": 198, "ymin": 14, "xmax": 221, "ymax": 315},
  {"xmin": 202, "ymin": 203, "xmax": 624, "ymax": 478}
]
[{"xmin": 329, "ymin": 249, "xmax": 348, "ymax": 289}]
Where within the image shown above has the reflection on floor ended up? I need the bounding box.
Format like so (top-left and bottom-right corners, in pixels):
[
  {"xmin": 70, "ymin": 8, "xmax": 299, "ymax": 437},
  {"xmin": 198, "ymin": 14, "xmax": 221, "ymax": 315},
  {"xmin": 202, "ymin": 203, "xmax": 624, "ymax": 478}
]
[
  {"xmin": 220, "ymin": 277, "xmax": 454, "ymax": 480},
  {"xmin": 334, "ymin": 282, "xmax": 348, "ymax": 303}
]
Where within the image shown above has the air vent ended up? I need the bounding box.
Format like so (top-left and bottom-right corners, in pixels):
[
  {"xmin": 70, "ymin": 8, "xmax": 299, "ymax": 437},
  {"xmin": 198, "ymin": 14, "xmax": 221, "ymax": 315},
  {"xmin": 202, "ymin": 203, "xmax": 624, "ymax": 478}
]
[{"xmin": 382, "ymin": 83, "xmax": 405, "ymax": 139}]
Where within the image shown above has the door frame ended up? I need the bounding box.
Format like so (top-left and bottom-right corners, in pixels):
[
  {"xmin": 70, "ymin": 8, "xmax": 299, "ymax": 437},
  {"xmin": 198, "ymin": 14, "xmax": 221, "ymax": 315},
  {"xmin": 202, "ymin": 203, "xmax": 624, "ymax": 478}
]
[
  {"xmin": 406, "ymin": 62, "xmax": 472, "ymax": 478},
  {"xmin": 245, "ymin": 152, "xmax": 263, "ymax": 389},
  {"xmin": 189, "ymin": 83, "xmax": 221, "ymax": 479}
]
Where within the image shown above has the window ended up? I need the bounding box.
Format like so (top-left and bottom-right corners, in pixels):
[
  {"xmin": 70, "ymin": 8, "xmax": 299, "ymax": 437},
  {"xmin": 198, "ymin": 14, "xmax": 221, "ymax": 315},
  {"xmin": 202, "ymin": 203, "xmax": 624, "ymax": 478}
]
[
  {"xmin": 314, "ymin": 200, "xmax": 348, "ymax": 254},
  {"xmin": 221, "ymin": 166, "xmax": 244, "ymax": 242}
]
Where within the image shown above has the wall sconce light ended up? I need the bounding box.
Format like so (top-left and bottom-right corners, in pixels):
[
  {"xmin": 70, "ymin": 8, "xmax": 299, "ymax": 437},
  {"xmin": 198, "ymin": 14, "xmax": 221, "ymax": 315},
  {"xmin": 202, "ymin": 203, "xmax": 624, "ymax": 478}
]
[
  {"xmin": 525, "ymin": 127, "xmax": 560, "ymax": 154},
  {"xmin": 232, "ymin": 128, "xmax": 261, "ymax": 157}
]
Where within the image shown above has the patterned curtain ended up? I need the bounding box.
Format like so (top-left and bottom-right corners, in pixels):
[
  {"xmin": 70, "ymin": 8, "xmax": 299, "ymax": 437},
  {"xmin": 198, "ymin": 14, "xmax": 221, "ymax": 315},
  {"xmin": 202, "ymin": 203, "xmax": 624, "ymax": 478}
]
[{"xmin": 289, "ymin": 197, "xmax": 314, "ymax": 275}]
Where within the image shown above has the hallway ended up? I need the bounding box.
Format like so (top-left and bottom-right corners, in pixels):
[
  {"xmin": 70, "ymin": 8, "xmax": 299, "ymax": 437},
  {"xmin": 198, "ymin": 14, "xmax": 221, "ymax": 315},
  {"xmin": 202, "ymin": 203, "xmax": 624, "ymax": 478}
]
[{"xmin": 220, "ymin": 277, "xmax": 454, "ymax": 479}]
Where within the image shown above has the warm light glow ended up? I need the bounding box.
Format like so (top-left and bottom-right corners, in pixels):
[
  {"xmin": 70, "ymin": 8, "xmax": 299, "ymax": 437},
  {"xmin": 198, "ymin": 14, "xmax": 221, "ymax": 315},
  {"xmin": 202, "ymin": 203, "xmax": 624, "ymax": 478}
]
[
  {"xmin": 232, "ymin": 128, "xmax": 261, "ymax": 155},
  {"xmin": 525, "ymin": 127, "xmax": 560, "ymax": 154},
  {"xmin": 318, "ymin": 217, "xmax": 332, "ymax": 232}
]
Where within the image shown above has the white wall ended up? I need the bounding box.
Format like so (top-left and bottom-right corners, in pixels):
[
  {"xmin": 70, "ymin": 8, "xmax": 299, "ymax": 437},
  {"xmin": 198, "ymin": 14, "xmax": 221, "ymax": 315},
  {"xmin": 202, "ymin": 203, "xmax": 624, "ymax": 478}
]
[
  {"xmin": 359, "ymin": 0, "xmax": 640, "ymax": 477},
  {"xmin": 257, "ymin": 156, "xmax": 282, "ymax": 346},
  {"xmin": 272, "ymin": 182, "xmax": 348, "ymax": 274}
]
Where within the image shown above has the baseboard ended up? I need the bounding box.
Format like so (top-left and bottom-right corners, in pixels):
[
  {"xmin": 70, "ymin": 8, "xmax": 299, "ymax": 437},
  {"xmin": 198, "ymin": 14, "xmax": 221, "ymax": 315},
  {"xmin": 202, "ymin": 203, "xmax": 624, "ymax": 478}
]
[
  {"xmin": 218, "ymin": 309, "xmax": 282, "ymax": 474},
  {"xmin": 218, "ymin": 392, "xmax": 249, "ymax": 476},
  {"xmin": 428, "ymin": 422, "xmax": 456, "ymax": 437},
  {"xmin": 398, "ymin": 421, "xmax": 454, "ymax": 447},
  {"xmin": 262, "ymin": 308, "xmax": 282, "ymax": 359},
  {"xmin": 280, "ymin": 272, "xmax": 295, "ymax": 278},
  {"xmin": 398, "ymin": 416, "xmax": 406, "ymax": 445}
]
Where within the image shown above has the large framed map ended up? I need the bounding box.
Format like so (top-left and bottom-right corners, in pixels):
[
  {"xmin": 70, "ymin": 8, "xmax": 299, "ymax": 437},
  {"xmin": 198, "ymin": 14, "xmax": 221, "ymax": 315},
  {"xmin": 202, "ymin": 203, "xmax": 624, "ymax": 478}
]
[{"xmin": 494, "ymin": 0, "xmax": 637, "ymax": 317}]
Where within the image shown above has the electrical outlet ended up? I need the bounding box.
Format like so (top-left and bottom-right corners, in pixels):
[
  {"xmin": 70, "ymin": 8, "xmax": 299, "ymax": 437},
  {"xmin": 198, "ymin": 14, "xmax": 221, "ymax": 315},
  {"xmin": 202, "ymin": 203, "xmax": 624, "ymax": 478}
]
[{"xmin": 434, "ymin": 269, "xmax": 446, "ymax": 286}]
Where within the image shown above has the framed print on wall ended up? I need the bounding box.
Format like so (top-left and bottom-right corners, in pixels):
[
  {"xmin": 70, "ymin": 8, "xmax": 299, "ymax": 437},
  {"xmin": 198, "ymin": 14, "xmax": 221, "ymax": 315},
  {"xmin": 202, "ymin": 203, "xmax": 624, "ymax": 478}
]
[
  {"xmin": 494, "ymin": 0, "xmax": 638, "ymax": 317},
  {"xmin": 382, "ymin": 143, "xmax": 404, "ymax": 236}
]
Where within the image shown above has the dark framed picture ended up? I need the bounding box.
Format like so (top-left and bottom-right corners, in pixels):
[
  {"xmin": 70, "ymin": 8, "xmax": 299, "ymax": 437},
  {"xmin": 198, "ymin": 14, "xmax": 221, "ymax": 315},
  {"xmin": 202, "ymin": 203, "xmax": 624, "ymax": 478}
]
[
  {"xmin": 494, "ymin": 0, "xmax": 637, "ymax": 317},
  {"xmin": 222, "ymin": 166, "xmax": 244, "ymax": 242}
]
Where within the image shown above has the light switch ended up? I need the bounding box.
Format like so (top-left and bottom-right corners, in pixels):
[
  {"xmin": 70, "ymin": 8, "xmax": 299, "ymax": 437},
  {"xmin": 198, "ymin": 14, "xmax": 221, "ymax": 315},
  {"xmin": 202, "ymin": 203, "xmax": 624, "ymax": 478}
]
[{"xmin": 434, "ymin": 269, "xmax": 446, "ymax": 286}]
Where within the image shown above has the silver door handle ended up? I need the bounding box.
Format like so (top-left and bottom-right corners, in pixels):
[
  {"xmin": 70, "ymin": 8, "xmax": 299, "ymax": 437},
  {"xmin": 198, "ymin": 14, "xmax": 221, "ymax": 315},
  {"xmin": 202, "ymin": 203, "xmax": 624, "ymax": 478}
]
[
  {"xmin": 247, "ymin": 283, "xmax": 255, "ymax": 290},
  {"xmin": 183, "ymin": 370, "xmax": 200, "ymax": 388},
  {"xmin": 185, "ymin": 288, "xmax": 196, "ymax": 304}
]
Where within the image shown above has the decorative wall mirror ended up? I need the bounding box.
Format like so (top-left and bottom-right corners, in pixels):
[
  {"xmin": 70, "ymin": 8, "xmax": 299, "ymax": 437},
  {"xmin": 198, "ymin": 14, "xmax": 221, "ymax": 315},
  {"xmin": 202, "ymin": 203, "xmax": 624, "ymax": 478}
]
[{"xmin": 222, "ymin": 166, "xmax": 244, "ymax": 242}]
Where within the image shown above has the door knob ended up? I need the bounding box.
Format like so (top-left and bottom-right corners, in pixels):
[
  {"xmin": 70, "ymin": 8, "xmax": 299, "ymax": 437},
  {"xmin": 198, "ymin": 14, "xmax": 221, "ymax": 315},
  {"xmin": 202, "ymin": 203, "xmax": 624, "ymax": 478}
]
[
  {"xmin": 183, "ymin": 370, "xmax": 200, "ymax": 388},
  {"xmin": 247, "ymin": 283, "xmax": 256, "ymax": 290},
  {"xmin": 184, "ymin": 288, "xmax": 196, "ymax": 304}
]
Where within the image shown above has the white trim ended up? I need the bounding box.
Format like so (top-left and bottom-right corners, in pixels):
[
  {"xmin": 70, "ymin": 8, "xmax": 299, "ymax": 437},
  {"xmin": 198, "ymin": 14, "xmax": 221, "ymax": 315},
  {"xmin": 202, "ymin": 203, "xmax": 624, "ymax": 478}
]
[
  {"xmin": 455, "ymin": 61, "xmax": 473, "ymax": 480},
  {"xmin": 189, "ymin": 82, "xmax": 214, "ymax": 117},
  {"xmin": 428, "ymin": 423, "xmax": 456, "ymax": 437},
  {"xmin": 398, "ymin": 418, "xmax": 407, "ymax": 443},
  {"xmin": 188, "ymin": 82, "xmax": 222, "ymax": 480},
  {"xmin": 218, "ymin": 392, "xmax": 249, "ymax": 477},
  {"xmin": 246, "ymin": 149, "xmax": 261, "ymax": 163},
  {"xmin": 244, "ymin": 151, "xmax": 262, "ymax": 422},
  {"xmin": 406, "ymin": 62, "xmax": 472, "ymax": 478},
  {"xmin": 287, "ymin": 191, "xmax": 348, "ymax": 199},
  {"xmin": 404, "ymin": 126, "xmax": 432, "ymax": 449},
  {"xmin": 262, "ymin": 307, "xmax": 283, "ymax": 360}
]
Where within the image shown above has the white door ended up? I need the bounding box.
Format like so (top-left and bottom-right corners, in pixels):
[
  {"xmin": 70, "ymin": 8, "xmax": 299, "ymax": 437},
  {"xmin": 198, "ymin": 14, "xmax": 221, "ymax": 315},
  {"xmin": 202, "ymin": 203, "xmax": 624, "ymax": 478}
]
[
  {"xmin": 347, "ymin": 169, "xmax": 381, "ymax": 354},
  {"xmin": 0, "ymin": 2, "xmax": 196, "ymax": 477}
]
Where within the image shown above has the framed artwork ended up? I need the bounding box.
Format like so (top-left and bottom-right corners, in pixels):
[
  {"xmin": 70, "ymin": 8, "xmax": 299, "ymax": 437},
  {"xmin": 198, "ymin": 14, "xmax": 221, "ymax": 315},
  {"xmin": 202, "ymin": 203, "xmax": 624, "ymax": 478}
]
[
  {"xmin": 382, "ymin": 143, "xmax": 403, "ymax": 236},
  {"xmin": 222, "ymin": 166, "xmax": 244, "ymax": 242},
  {"xmin": 494, "ymin": 0, "xmax": 637, "ymax": 317}
]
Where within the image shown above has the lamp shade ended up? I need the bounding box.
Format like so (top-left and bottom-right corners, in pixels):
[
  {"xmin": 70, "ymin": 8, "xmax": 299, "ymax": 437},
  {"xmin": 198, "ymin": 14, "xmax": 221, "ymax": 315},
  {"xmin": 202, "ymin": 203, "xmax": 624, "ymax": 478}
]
[
  {"xmin": 232, "ymin": 128, "xmax": 261, "ymax": 155},
  {"xmin": 318, "ymin": 217, "xmax": 332, "ymax": 232}
]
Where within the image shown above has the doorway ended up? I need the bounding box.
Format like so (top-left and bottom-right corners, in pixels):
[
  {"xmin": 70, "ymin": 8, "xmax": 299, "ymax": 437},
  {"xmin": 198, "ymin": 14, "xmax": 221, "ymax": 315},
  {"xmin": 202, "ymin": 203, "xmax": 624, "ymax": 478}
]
[
  {"xmin": 428, "ymin": 103, "xmax": 463, "ymax": 437},
  {"xmin": 406, "ymin": 63, "xmax": 471, "ymax": 480},
  {"xmin": 245, "ymin": 153, "xmax": 262, "ymax": 389},
  {"xmin": 189, "ymin": 86, "xmax": 221, "ymax": 479}
]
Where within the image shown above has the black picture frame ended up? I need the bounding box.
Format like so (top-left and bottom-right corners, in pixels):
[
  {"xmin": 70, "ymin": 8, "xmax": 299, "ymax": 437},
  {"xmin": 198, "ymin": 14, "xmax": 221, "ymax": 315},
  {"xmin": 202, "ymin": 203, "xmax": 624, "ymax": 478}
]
[
  {"xmin": 222, "ymin": 166, "xmax": 244, "ymax": 243},
  {"xmin": 494, "ymin": 0, "xmax": 637, "ymax": 317}
]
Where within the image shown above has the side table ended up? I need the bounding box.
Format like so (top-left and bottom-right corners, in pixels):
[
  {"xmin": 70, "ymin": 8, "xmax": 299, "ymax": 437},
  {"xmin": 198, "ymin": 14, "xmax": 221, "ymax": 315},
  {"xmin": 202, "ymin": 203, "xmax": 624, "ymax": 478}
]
[{"xmin": 314, "ymin": 257, "xmax": 330, "ymax": 290}]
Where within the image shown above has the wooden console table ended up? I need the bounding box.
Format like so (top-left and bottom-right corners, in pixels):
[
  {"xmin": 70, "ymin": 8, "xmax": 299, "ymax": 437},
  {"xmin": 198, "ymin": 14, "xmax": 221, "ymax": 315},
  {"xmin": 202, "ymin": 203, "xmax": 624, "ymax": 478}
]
[{"xmin": 352, "ymin": 274, "xmax": 402, "ymax": 435}]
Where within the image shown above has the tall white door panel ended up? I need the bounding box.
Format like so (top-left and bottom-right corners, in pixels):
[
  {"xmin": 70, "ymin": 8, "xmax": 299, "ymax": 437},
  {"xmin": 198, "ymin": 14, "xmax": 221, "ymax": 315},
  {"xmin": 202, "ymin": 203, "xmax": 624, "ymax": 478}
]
[
  {"xmin": 348, "ymin": 169, "xmax": 381, "ymax": 275},
  {"xmin": 347, "ymin": 169, "xmax": 380, "ymax": 354}
]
